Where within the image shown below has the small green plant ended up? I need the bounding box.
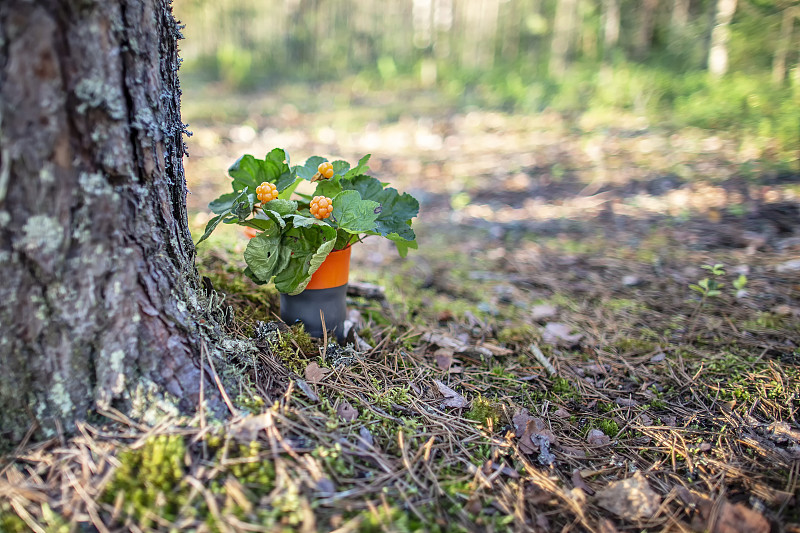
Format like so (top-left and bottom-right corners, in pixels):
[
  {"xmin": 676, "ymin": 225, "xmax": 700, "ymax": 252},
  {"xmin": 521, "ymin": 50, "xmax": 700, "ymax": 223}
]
[
  {"xmin": 197, "ymin": 149, "xmax": 420, "ymax": 295},
  {"xmin": 732, "ymin": 273, "xmax": 748, "ymax": 298},
  {"xmin": 688, "ymin": 263, "xmax": 726, "ymax": 336},
  {"xmin": 690, "ymin": 263, "xmax": 726, "ymax": 298}
]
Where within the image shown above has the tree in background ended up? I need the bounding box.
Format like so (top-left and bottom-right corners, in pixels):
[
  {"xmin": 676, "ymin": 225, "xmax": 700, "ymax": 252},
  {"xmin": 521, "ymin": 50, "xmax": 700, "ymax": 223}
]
[
  {"xmin": 708, "ymin": 0, "xmax": 738, "ymax": 76},
  {"xmin": 0, "ymin": 0, "xmax": 223, "ymax": 445}
]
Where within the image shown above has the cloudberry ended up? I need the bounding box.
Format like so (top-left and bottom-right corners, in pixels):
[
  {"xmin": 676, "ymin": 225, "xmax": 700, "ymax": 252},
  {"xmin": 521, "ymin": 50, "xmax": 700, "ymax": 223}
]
[
  {"xmin": 317, "ymin": 162, "xmax": 334, "ymax": 179},
  {"xmin": 256, "ymin": 182, "xmax": 278, "ymax": 203},
  {"xmin": 310, "ymin": 195, "xmax": 334, "ymax": 220}
]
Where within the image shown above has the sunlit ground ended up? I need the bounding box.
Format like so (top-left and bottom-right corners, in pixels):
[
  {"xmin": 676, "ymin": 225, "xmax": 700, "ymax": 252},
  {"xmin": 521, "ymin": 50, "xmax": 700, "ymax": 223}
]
[{"xmin": 183, "ymin": 78, "xmax": 799, "ymax": 274}]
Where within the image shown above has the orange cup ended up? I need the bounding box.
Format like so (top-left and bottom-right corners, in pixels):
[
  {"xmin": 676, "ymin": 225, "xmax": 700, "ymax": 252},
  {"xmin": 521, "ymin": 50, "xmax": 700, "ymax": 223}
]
[{"xmin": 306, "ymin": 246, "xmax": 351, "ymax": 290}]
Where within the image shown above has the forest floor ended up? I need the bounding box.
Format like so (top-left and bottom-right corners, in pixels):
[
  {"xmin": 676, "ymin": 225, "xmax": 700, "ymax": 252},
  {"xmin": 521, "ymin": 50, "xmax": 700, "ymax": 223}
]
[{"xmin": 2, "ymin": 81, "xmax": 800, "ymax": 532}]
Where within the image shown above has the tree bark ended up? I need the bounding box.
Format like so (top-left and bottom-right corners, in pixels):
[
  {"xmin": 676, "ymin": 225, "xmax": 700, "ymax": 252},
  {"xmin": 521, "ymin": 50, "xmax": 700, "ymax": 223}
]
[
  {"xmin": 772, "ymin": 6, "xmax": 797, "ymax": 84},
  {"xmin": 708, "ymin": 0, "xmax": 737, "ymax": 77},
  {"xmin": 549, "ymin": 0, "xmax": 579, "ymax": 78},
  {"xmin": 602, "ymin": 0, "xmax": 621, "ymax": 62},
  {"xmin": 633, "ymin": 0, "xmax": 660, "ymax": 60},
  {"xmin": 0, "ymin": 0, "xmax": 222, "ymax": 445}
]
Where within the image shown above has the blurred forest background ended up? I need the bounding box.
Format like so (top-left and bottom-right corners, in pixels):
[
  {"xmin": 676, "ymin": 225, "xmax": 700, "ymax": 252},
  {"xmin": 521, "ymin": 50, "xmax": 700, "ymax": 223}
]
[{"xmin": 174, "ymin": 0, "xmax": 800, "ymax": 160}]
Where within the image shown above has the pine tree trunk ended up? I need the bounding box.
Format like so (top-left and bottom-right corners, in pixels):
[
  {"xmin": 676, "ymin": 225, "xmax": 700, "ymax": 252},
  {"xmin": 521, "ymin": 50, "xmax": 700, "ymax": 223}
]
[
  {"xmin": 708, "ymin": 0, "xmax": 738, "ymax": 77},
  {"xmin": 0, "ymin": 0, "xmax": 221, "ymax": 445},
  {"xmin": 602, "ymin": 0, "xmax": 621, "ymax": 61},
  {"xmin": 549, "ymin": 0, "xmax": 579, "ymax": 78},
  {"xmin": 633, "ymin": 0, "xmax": 660, "ymax": 60},
  {"xmin": 772, "ymin": 6, "xmax": 797, "ymax": 84}
]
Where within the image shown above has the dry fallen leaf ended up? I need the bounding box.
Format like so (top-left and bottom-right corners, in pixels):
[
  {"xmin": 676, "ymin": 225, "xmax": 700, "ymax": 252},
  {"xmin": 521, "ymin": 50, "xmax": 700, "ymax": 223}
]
[
  {"xmin": 304, "ymin": 362, "xmax": 330, "ymax": 384},
  {"xmin": 433, "ymin": 380, "xmax": 468, "ymax": 408},
  {"xmin": 337, "ymin": 401, "xmax": 359, "ymax": 421},
  {"xmin": 514, "ymin": 411, "xmax": 558, "ymax": 460},
  {"xmin": 542, "ymin": 322, "xmax": 584, "ymax": 347},
  {"xmin": 616, "ymin": 397, "xmax": 639, "ymax": 407},
  {"xmin": 422, "ymin": 332, "xmax": 469, "ymax": 352},
  {"xmin": 587, "ymin": 429, "xmax": 610, "ymax": 446},
  {"xmin": 677, "ymin": 488, "xmax": 770, "ymax": 533},
  {"xmin": 596, "ymin": 472, "xmax": 661, "ymax": 520},
  {"xmin": 434, "ymin": 348, "xmax": 454, "ymax": 371},
  {"xmin": 571, "ymin": 468, "xmax": 595, "ymax": 495},
  {"xmin": 229, "ymin": 413, "xmax": 270, "ymax": 442}
]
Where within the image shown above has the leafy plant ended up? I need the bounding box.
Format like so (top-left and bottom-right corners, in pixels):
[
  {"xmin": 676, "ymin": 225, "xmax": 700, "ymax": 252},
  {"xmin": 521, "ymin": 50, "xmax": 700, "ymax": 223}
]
[
  {"xmin": 690, "ymin": 264, "xmax": 725, "ymax": 298},
  {"xmin": 732, "ymin": 273, "xmax": 748, "ymax": 298},
  {"xmin": 197, "ymin": 149, "xmax": 419, "ymax": 294}
]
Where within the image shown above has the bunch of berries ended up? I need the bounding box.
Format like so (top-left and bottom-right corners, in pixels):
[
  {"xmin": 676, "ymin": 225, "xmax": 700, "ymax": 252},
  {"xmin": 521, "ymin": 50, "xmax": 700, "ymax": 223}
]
[
  {"xmin": 310, "ymin": 196, "xmax": 334, "ymax": 220},
  {"xmin": 318, "ymin": 162, "xmax": 334, "ymax": 179},
  {"xmin": 256, "ymin": 182, "xmax": 279, "ymax": 203}
]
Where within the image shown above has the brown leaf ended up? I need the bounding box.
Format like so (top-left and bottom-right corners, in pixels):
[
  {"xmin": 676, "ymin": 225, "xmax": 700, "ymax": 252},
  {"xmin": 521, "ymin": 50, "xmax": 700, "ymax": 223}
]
[
  {"xmin": 587, "ymin": 429, "xmax": 610, "ymax": 446},
  {"xmin": 571, "ymin": 468, "xmax": 595, "ymax": 495},
  {"xmin": 433, "ymin": 380, "xmax": 468, "ymax": 408},
  {"xmin": 558, "ymin": 445, "xmax": 586, "ymax": 458},
  {"xmin": 304, "ymin": 362, "xmax": 330, "ymax": 384},
  {"xmin": 230, "ymin": 414, "xmax": 270, "ymax": 442},
  {"xmin": 422, "ymin": 332, "xmax": 469, "ymax": 352},
  {"xmin": 596, "ymin": 472, "xmax": 661, "ymax": 520},
  {"xmin": 434, "ymin": 348, "xmax": 454, "ymax": 371},
  {"xmin": 515, "ymin": 413, "xmax": 558, "ymax": 457},
  {"xmin": 477, "ymin": 342, "xmax": 513, "ymax": 357},
  {"xmin": 616, "ymin": 397, "xmax": 639, "ymax": 408},
  {"xmin": 552, "ymin": 408, "xmax": 570, "ymax": 418},
  {"xmin": 337, "ymin": 401, "xmax": 358, "ymax": 421},
  {"xmin": 542, "ymin": 322, "xmax": 584, "ymax": 347},
  {"xmin": 677, "ymin": 488, "xmax": 770, "ymax": 533}
]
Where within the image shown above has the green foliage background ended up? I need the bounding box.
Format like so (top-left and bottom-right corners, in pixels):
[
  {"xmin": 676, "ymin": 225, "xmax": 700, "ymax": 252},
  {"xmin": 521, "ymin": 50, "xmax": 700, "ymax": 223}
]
[{"xmin": 174, "ymin": 0, "xmax": 799, "ymax": 161}]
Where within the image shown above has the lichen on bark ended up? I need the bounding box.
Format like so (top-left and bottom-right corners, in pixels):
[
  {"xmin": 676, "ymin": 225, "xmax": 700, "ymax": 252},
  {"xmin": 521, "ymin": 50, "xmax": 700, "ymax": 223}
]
[{"xmin": 0, "ymin": 0, "xmax": 236, "ymax": 446}]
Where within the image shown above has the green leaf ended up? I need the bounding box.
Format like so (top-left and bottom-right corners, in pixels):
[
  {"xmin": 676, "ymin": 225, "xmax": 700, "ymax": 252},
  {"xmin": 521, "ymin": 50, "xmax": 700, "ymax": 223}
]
[
  {"xmin": 278, "ymin": 177, "xmax": 304, "ymax": 200},
  {"xmin": 208, "ymin": 192, "xmax": 240, "ymax": 215},
  {"xmin": 286, "ymin": 214, "xmax": 330, "ymax": 229},
  {"xmin": 331, "ymin": 160, "xmax": 350, "ymax": 176},
  {"xmin": 313, "ymin": 180, "xmax": 343, "ymax": 199},
  {"xmin": 273, "ymin": 224, "xmax": 337, "ymax": 295},
  {"xmin": 265, "ymin": 148, "xmax": 296, "ymax": 191},
  {"xmin": 244, "ymin": 232, "xmax": 282, "ymax": 281},
  {"xmin": 342, "ymin": 175, "xmax": 418, "ymax": 241},
  {"xmin": 689, "ymin": 284, "xmax": 704, "ymax": 294},
  {"xmin": 387, "ymin": 234, "xmax": 418, "ymax": 257},
  {"xmin": 262, "ymin": 198, "xmax": 298, "ymax": 216},
  {"xmin": 232, "ymin": 192, "xmax": 255, "ymax": 220},
  {"xmin": 251, "ymin": 211, "xmax": 285, "ymax": 231},
  {"xmin": 342, "ymin": 154, "xmax": 371, "ymax": 180},
  {"xmin": 331, "ymin": 190, "xmax": 380, "ymax": 234},
  {"xmin": 292, "ymin": 156, "xmax": 326, "ymax": 181},
  {"xmin": 228, "ymin": 154, "xmax": 265, "ymax": 192},
  {"xmin": 228, "ymin": 150, "xmax": 293, "ymax": 193},
  {"xmin": 243, "ymin": 266, "xmax": 269, "ymax": 285},
  {"xmin": 196, "ymin": 214, "xmax": 225, "ymax": 245}
]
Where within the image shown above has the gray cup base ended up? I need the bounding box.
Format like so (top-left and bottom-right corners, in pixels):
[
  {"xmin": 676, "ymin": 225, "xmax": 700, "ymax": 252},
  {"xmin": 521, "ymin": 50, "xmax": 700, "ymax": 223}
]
[{"xmin": 279, "ymin": 284, "xmax": 347, "ymax": 341}]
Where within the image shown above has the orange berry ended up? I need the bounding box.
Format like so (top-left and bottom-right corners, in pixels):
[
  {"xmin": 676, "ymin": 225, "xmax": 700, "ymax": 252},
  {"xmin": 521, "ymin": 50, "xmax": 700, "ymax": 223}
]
[
  {"xmin": 310, "ymin": 195, "xmax": 333, "ymax": 220},
  {"xmin": 318, "ymin": 162, "xmax": 334, "ymax": 179},
  {"xmin": 256, "ymin": 182, "xmax": 278, "ymax": 203}
]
